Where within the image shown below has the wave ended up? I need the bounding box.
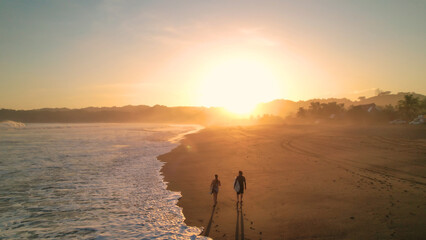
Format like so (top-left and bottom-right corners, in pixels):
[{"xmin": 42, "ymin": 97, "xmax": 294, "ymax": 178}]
[
  {"xmin": 0, "ymin": 123, "xmax": 209, "ymax": 239},
  {"xmin": 0, "ymin": 120, "xmax": 26, "ymax": 129}
]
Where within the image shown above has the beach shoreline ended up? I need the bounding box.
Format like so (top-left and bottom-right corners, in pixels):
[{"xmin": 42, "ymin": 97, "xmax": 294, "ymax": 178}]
[{"xmin": 158, "ymin": 124, "xmax": 426, "ymax": 240}]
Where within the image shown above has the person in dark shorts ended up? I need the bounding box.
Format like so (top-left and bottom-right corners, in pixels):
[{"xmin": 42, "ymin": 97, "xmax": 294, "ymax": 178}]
[
  {"xmin": 210, "ymin": 174, "xmax": 221, "ymax": 205},
  {"xmin": 234, "ymin": 171, "xmax": 246, "ymax": 203}
]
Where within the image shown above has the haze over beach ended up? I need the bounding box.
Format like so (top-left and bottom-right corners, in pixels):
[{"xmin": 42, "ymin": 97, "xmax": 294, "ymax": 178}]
[{"xmin": 1, "ymin": 1, "xmax": 426, "ymax": 240}]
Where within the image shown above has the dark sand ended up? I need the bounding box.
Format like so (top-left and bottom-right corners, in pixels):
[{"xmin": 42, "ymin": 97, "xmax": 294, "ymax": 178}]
[{"xmin": 158, "ymin": 124, "xmax": 426, "ymax": 240}]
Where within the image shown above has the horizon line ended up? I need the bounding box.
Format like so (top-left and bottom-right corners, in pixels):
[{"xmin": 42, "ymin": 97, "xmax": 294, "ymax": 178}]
[{"xmin": 1, "ymin": 91, "xmax": 424, "ymax": 111}]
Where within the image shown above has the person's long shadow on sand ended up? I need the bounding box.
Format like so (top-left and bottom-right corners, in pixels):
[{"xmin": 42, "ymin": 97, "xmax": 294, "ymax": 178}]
[
  {"xmin": 201, "ymin": 205, "xmax": 216, "ymax": 237},
  {"xmin": 235, "ymin": 203, "xmax": 244, "ymax": 240}
]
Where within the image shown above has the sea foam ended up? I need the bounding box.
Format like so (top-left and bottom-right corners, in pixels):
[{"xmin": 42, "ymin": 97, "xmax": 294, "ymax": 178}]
[
  {"xmin": 0, "ymin": 123, "xmax": 209, "ymax": 239},
  {"xmin": 0, "ymin": 120, "xmax": 26, "ymax": 129}
]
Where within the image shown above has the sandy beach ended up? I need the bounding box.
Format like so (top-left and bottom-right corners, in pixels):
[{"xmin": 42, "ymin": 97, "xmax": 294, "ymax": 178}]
[{"xmin": 159, "ymin": 124, "xmax": 426, "ymax": 240}]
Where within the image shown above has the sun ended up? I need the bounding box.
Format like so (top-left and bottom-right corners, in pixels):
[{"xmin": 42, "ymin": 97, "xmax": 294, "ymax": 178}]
[{"xmin": 198, "ymin": 57, "xmax": 281, "ymax": 115}]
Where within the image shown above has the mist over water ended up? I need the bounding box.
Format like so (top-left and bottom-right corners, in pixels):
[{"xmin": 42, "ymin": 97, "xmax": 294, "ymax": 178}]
[{"xmin": 0, "ymin": 123, "xmax": 207, "ymax": 239}]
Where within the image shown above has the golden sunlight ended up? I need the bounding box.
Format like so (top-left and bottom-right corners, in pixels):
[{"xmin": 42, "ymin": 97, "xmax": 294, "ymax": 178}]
[{"xmin": 198, "ymin": 57, "xmax": 281, "ymax": 115}]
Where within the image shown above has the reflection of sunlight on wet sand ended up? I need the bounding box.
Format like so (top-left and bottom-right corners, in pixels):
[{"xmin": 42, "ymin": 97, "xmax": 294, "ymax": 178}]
[
  {"xmin": 168, "ymin": 125, "xmax": 204, "ymax": 143},
  {"xmin": 112, "ymin": 144, "xmax": 129, "ymax": 148}
]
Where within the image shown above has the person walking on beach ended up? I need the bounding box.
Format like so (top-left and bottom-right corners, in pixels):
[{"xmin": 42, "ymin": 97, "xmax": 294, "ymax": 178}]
[
  {"xmin": 234, "ymin": 171, "xmax": 246, "ymax": 203},
  {"xmin": 210, "ymin": 174, "xmax": 221, "ymax": 206}
]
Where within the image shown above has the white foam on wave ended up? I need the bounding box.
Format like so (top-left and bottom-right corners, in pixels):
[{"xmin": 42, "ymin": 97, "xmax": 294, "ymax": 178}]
[
  {"xmin": 0, "ymin": 120, "xmax": 26, "ymax": 129},
  {"xmin": 0, "ymin": 123, "xmax": 210, "ymax": 240}
]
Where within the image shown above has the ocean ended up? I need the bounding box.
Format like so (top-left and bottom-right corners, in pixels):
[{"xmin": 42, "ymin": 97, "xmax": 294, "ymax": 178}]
[{"xmin": 0, "ymin": 122, "xmax": 208, "ymax": 239}]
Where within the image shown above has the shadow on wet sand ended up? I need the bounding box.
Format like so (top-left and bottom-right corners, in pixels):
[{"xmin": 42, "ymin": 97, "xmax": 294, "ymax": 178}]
[
  {"xmin": 201, "ymin": 205, "xmax": 216, "ymax": 237},
  {"xmin": 235, "ymin": 203, "xmax": 244, "ymax": 240}
]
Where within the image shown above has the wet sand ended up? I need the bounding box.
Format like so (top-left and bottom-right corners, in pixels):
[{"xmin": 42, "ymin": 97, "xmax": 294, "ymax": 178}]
[{"xmin": 158, "ymin": 124, "xmax": 426, "ymax": 240}]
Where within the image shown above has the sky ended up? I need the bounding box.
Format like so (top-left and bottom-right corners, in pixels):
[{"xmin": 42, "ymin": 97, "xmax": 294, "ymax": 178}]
[{"xmin": 0, "ymin": 0, "xmax": 425, "ymax": 110}]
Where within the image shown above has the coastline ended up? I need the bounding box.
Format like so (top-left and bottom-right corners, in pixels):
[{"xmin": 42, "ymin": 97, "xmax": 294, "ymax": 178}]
[
  {"xmin": 159, "ymin": 124, "xmax": 209, "ymax": 239},
  {"xmin": 158, "ymin": 124, "xmax": 426, "ymax": 240},
  {"xmin": 167, "ymin": 124, "xmax": 205, "ymax": 144}
]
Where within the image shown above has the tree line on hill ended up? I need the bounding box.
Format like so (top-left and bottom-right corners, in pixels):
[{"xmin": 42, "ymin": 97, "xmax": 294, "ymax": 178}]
[
  {"xmin": 254, "ymin": 92, "xmax": 426, "ymax": 125},
  {"xmin": 253, "ymin": 91, "xmax": 425, "ymax": 117},
  {"xmin": 291, "ymin": 94, "xmax": 426, "ymax": 123}
]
